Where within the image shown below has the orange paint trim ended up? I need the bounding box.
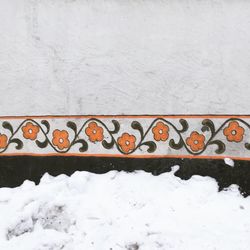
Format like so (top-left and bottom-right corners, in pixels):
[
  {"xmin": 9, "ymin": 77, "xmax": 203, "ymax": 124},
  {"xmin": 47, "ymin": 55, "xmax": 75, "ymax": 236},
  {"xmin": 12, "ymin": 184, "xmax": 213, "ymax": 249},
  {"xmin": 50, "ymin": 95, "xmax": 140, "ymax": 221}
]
[
  {"xmin": 0, "ymin": 114, "xmax": 250, "ymax": 120},
  {"xmin": 0, "ymin": 152, "xmax": 249, "ymax": 161}
]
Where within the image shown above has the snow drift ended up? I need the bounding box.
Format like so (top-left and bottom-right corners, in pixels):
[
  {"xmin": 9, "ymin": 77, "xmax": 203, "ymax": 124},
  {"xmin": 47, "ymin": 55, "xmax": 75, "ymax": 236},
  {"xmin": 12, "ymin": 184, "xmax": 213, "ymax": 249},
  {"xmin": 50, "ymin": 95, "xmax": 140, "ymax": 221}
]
[{"xmin": 0, "ymin": 167, "xmax": 249, "ymax": 250}]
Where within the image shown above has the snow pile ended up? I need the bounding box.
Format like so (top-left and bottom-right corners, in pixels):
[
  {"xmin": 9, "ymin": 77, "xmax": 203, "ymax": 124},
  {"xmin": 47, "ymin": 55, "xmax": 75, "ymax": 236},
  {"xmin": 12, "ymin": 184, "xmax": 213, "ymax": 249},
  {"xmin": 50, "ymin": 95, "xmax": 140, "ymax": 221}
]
[
  {"xmin": 224, "ymin": 158, "xmax": 235, "ymax": 167},
  {"xmin": 0, "ymin": 168, "xmax": 249, "ymax": 250}
]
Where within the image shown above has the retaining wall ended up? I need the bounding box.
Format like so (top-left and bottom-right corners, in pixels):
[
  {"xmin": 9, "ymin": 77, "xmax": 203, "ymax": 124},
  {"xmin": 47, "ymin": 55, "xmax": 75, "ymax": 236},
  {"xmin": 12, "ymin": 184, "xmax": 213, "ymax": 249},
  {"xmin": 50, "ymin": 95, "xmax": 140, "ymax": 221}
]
[{"xmin": 1, "ymin": 0, "xmax": 250, "ymax": 195}]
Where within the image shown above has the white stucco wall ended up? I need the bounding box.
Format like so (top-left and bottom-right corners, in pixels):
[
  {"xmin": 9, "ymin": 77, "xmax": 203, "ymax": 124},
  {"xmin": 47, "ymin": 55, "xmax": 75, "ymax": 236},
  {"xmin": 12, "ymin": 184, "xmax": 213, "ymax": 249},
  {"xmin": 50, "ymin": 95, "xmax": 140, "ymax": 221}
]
[{"xmin": 0, "ymin": 0, "xmax": 250, "ymax": 115}]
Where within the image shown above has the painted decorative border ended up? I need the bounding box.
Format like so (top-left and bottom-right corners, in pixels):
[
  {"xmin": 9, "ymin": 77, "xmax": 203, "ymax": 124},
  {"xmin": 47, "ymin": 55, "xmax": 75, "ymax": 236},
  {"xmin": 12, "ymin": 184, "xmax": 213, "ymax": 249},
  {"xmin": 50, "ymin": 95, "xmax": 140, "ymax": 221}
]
[{"xmin": 0, "ymin": 115, "xmax": 249, "ymax": 160}]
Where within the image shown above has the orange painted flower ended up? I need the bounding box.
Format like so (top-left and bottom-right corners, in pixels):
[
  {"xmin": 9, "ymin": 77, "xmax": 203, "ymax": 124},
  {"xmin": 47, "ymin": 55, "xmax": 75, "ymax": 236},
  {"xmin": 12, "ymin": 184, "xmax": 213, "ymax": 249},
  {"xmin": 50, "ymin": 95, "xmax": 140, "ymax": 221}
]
[
  {"xmin": 223, "ymin": 121, "xmax": 244, "ymax": 142},
  {"xmin": 22, "ymin": 122, "xmax": 40, "ymax": 140},
  {"xmin": 186, "ymin": 131, "xmax": 205, "ymax": 152},
  {"xmin": 85, "ymin": 122, "xmax": 104, "ymax": 142},
  {"xmin": 0, "ymin": 134, "xmax": 8, "ymax": 149},
  {"xmin": 52, "ymin": 129, "xmax": 70, "ymax": 150},
  {"xmin": 118, "ymin": 133, "xmax": 136, "ymax": 153},
  {"xmin": 152, "ymin": 122, "xmax": 169, "ymax": 141}
]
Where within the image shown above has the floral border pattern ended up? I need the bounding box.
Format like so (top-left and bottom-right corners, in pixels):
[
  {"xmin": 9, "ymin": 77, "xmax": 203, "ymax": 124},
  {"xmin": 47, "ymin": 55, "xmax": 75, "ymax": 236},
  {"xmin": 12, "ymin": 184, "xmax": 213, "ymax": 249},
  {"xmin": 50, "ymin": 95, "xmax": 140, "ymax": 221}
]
[{"xmin": 0, "ymin": 116, "xmax": 250, "ymax": 157}]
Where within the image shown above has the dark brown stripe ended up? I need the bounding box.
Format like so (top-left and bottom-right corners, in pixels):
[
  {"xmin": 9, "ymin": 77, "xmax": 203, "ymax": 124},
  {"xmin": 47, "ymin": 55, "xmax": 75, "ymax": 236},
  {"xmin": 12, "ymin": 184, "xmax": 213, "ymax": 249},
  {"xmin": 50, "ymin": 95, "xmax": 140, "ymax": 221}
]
[{"xmin": 0, "ymin": 156, "xmax": 250, "ymax": 197}]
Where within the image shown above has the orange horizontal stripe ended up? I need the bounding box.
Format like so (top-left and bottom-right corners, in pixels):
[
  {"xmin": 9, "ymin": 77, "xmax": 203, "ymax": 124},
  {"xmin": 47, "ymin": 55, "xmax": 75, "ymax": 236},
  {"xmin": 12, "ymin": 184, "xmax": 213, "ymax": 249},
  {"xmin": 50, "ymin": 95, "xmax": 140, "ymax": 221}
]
[
  {"xmin": 0, "ymin": 153, "xmax": 249, "ymax": 161},
  {"xmin": 0, "ymin": 114, "xmax": 250, "ymax": 119}
]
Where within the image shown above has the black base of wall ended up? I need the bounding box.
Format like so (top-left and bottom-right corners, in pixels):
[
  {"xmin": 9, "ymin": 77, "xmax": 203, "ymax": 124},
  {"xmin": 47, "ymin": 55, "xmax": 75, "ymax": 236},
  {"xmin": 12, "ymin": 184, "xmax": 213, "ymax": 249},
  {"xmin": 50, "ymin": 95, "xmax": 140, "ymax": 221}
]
[{"xmin": 0, "ymin": 156, "xmax": 250, "ymax": 197}]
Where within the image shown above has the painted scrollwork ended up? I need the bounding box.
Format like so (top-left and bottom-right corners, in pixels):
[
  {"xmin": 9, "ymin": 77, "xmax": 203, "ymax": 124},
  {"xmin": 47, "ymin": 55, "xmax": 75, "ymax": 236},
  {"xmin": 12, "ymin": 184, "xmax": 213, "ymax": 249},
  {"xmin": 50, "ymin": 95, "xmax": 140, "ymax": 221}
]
[{"xmin": 0, "ymin": 117, "xmax": 249, "ymax": 155}]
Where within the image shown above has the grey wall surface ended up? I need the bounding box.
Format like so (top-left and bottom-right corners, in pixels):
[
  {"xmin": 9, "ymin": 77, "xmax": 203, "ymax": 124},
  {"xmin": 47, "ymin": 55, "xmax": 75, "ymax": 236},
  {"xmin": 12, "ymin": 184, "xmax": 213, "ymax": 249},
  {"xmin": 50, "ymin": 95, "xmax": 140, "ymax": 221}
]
[{"xmin": 0, "ymin": 0, "xmax": 250, "ymax": 115}]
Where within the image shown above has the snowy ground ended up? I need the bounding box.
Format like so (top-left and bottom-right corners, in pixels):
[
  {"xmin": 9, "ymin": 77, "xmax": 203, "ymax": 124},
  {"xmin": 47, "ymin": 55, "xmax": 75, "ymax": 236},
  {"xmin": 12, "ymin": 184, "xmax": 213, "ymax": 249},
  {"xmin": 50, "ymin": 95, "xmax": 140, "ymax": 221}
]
[{"xmin": 0, "ymin": 167, "xmax": 249, "ymax": 250}]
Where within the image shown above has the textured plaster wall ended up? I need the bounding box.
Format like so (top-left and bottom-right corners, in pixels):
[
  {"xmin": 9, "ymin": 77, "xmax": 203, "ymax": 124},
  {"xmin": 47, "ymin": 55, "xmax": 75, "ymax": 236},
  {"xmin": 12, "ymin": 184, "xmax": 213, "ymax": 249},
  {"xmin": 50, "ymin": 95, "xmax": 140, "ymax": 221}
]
[{"xmin": 0, "ymin": 0, "xmax": 250, "ymax": 115}]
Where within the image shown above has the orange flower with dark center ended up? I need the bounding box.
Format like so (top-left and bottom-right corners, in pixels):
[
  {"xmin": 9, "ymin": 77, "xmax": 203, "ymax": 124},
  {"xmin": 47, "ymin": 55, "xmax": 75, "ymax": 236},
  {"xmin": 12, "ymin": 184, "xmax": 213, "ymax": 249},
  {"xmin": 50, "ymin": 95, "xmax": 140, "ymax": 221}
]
[
  {"xmin": 152, "ymin": 122, "xmax": 169, "ymax": 141},
  {"xmin": 223, "ymin": 121, "xmax": 244, "ymax": 142},
  {"xmin": 118, "ymin": 133, "xmax": 136, "ymax": 153},
  {"xmin": 85, "ymin": 122, "xmax": 104, "ymax": 142},
  {"xmin": 186, "ymin": 131, "xmax": 205, "ymax": 152},
  {"xmin": 0, "ymin": 134, "xmax": 8, "ymax": 149},
  {"xmin": 52, "ymin": 129, "xmax": 70, "ymax": 150},
  {"xmin": 22, "ymin": 122, "xmax": 40, "ymax": 140}
]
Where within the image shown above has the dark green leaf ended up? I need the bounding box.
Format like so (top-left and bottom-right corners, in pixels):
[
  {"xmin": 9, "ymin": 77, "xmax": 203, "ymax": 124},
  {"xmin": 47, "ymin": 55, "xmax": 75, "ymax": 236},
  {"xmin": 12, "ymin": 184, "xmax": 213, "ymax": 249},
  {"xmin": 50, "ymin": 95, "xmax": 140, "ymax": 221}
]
[
  {"xmin": 141, "ymin": 141, "xmax": 157, "ymax": 153},
  {"xmin": 10, "ymin": 138, "xmax": 23, "ymax": 150},
  {"xmin": 110, "ymin": 120, "xmax": 120, "ymax": 134},
  {"xmin": 41, "ymin": 120, "xmax": 50, "ymax": 134},
  {"xmin": 245, "ymin": 143, "xmax": 250, "ymax": 150},
  {"xmin": 178, "ymin": 119, "xmax": 189, "ymax": 133},
  {"xmin": 202, "ymin": 119, "xmax": 215, "ymax": 135},
  {"xmin": 2, "ymin": 121, "xmax": 13, "ymax": 134},
  {"xmin": 131, "ymin": 121, "xmax": 144, "ymax": 138},
  {"xmin": 209, "ymin": 140, "xmax": 225, "ymax": 154},
  {"xmin": 169, "ymin": 138, "xmax": 184, "ymax": 150},
  {"xmin": 67, "ymin": 121, "xmax": 77, "ymax": 134},
  {"xmin": 74, "ymin": 139, "xmax": 88, "ymax": 152},
  {"xmin": 36, "ymin": 139, "xmax": 49, "ymax": 148},
  {"xmin": 102, "ymin": 139, "xmax": 115, "ymax": 149}
]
